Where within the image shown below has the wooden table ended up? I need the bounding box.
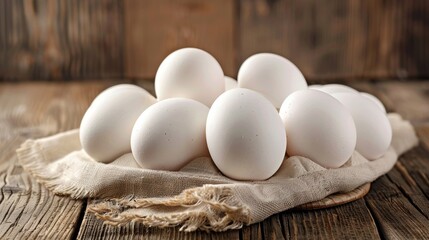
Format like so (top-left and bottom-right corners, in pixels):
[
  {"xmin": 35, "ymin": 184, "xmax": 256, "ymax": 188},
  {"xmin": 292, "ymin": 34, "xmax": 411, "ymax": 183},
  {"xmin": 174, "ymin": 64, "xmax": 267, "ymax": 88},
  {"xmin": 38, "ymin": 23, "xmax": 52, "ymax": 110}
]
[{"xmin": 0, "ymin": 80, "xmax": 428, "ymax": 239}]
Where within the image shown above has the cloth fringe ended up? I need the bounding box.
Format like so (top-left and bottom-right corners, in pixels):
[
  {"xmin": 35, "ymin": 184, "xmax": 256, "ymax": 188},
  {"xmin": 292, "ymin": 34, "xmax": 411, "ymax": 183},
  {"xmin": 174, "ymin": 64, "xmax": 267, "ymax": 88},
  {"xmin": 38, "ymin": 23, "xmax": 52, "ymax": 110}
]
[
  {"xmin": 17, "ymin": 141, "xmax": 251, "ymax": 232},
  {"xmin": 16, "ymin": 139, "xmax": 96, "ymax": 198},
  {"xmin": 88, "ymin": 186, "xmax": 251, "ymax": 232},
  {"xmin": 15, "ymin": 113, "xmax": 419, "ymax": 232}
]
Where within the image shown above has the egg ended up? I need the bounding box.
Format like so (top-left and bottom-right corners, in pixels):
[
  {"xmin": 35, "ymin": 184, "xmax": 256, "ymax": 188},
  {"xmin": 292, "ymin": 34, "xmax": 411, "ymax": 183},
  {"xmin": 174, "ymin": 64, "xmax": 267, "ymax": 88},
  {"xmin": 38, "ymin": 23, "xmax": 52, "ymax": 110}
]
[
  {"xmin": 224, "ymin": 76, "xmax": 238, "ymax": 91},
  {"xmin": 206, "ymin": 88, "xmax": 286, "ymax": 180},
  {"xmin": 131, "ymin": 98, "xmax": 209, "ymax": 170},
  {"xmin": 80, "ymin": 84, "xmax": 156, "ymax": 163},
  {"xmin": 318, "ymin": 84, "xmax": 359, "ymax": 94},
  {"xmin": 155, "ymin": 48, "xmax": 224, "ymax": 106},
  {"xmin": 331, "ymin": 92, "xmax": 392, "ymax": 160},
  {"xmin": 237, "ymin": 53, "xmax": 307, "ymax": 108},
  {"xmin": 360, "ymin": 92, "xmax": 387, "ymax": 113},
  {"xmin": 279, "ymin": 89, "xmax": 357, "ymax": 168}
]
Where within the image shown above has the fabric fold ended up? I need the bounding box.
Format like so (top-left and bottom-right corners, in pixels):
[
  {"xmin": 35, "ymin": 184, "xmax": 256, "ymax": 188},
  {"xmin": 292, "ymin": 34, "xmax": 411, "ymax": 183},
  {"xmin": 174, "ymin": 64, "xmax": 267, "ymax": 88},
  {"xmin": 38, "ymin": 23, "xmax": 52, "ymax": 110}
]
[{"xmin": 17, "ymin": 113, "xmax": 419, "ymax": 232}]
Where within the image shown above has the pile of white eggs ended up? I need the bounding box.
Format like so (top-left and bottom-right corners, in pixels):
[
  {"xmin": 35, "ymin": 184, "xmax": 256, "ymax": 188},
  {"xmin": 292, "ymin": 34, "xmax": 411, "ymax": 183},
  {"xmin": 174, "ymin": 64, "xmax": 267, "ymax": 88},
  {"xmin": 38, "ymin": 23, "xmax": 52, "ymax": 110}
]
[{"xmin": 80, "ymin": 48, "xmax": 392, "ymax": 181}]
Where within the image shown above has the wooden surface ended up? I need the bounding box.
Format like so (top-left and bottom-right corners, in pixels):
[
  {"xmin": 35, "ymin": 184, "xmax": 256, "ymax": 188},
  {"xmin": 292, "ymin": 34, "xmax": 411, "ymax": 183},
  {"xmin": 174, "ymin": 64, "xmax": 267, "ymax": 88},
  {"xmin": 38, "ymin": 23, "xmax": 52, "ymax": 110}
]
[
  {"xmin": 0, "ymin": 80, "xmax": 428, "ymax": 239},
  {"xmin": 0, "ymin": 0, "xmax": 123, "ymax": 80},
  {"xmin": 239, "ymin": 0, "xmax": 429, "ymax": 80},
  {"xmin": 124, "ymin": 0, "xmax": 236, "ymax": 78},
  {"xmin": 2, "ymin": 0, "xmax": 429, "ymax": 80}
]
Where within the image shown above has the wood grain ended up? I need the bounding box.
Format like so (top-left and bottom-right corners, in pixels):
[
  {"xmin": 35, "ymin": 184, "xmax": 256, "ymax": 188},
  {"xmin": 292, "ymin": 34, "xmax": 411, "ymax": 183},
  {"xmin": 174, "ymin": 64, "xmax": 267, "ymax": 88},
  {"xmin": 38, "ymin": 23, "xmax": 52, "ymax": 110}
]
[
  {"xmin": 241, "ymin": 214, "xmax": 287, "ymax": 240},
  {"xmin": 0, "ymin": 82, "xmax": 111, "ymax": 239},
  {"xmin": 77, "ymin": 212, "xmax": 241, "ymax": 239},
  {"xmin": 0, "ymin": 0, "xmax": 123, "ymax": 80},
  {"xmin": 239, "ymin": 0, "xmax": 353, "ymax": 79},
  {"xmin": 350, "ymin": 80, "xmax": 429, "ymax": 239},
  {"xmin": 2, "ymin": 1, "xmax": 429, "ymax": 80},
  {"xmin": 365, "ymin": 175, "xmax": 429, "ymax": 239},
  {"xmin": 77, "ymin": 200, "xmax": 381, "ymax": 239},
  {"xmin": 388, "ymin": 148, "xmax": 429, "ymax": 218},
  {"xmin": 239, "ymin": 0, "xmax": 429, "ymax": 80},
  {"xmin": 124, "ymin": 0, "xmax": 236, "ymax": 79},
  {"xmin": 416, "ymin": 124, "xmax": 429, "ymax": 151},
  {"xmin": 286, "ymin": 199, "xmax": 380, "ymax": 240},
  {"xmin": 376, "ymin": 81, "xmax": 429, "ymax": 124},
  {"xmin": 0, "ymin": 80, "xmax": 428, "ymax": 239}
]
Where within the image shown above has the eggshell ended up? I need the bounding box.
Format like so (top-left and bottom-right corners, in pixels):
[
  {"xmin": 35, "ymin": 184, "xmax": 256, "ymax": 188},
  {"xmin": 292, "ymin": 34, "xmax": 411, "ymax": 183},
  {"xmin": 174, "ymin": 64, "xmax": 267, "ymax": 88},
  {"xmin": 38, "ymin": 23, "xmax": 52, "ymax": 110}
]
[
  {"xmin": 90, "ymin": 84, "xmax": 146, "ymax": 106},
  {"xmin": 237, "ymin": 53, "xmax": 307, "ymax": 108},
  {"xmin": 206, "ymin": 88, "xmax": 286, "ymax": 180},
  {"xmin": 155, "ymin": 48, "xmax": 224, "ymax": 106},
  {"xmin": 361, "ymin": 92, "xmax": 387, "ymax": 113},
  {"xmin": 279, "ymin": 89, "xmax": 357, "ymax": 168},
  {"xmin": 224, "ymin": 76, "xmax": 238, "ymax": 91},
  {"xmin": 80, "ymin": 84, "xmax": 156, "ymax": 163},
  {"xmin": 318, "ymin": 84, "xmax": 359, "ymax": 94},
  {"xmin": 331, "ymin": 92, "xmax": 392, "ymax": 160},
  {"xmin": 131, "ymin": 98, "xmax": 209, "ymax": 170}
]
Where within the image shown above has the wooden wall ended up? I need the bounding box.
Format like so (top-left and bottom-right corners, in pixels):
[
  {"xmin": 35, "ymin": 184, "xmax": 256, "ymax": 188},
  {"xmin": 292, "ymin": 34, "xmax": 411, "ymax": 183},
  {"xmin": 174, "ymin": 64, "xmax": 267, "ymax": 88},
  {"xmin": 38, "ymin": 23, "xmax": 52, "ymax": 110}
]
[{"xmin": 1, "ymin": 0, "xmax": 429, "ymax": 81}]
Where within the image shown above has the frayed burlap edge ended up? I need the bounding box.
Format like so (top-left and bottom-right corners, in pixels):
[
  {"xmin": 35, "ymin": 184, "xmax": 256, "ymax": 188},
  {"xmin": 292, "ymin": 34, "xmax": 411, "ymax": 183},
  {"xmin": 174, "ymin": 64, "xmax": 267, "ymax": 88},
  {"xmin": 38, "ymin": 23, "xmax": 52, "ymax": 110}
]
[
  {"xmin": 16, "ymin": 139, "xmax": 97, "ymax": 198},
  {"xmin": 15, "ymin": 113, "xmax": 419, "ymax": 232},
  {"xmin": 88, "ymin": 186, "xmax": 251, "ymax": 232},
  {"xmin": 16, "ymin": 139, "xmax": 251, "ymax": 232}
]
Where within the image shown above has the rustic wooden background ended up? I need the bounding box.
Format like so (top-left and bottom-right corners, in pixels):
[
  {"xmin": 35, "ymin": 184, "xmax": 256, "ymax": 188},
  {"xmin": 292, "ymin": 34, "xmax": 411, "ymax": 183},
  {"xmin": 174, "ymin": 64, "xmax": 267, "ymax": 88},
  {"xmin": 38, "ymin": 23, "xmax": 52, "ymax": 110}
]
[{"xmin": 1, "ymin": 0, "xmax": 429, "ymax": 81}]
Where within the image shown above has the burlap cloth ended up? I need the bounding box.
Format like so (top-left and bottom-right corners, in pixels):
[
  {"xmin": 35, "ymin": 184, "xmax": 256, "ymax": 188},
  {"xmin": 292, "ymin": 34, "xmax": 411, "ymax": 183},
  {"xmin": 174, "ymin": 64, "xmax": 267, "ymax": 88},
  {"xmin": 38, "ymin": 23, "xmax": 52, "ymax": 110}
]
[{"xmin": 16, "ymin": 113, "xmax": 418, "ymax": 232}]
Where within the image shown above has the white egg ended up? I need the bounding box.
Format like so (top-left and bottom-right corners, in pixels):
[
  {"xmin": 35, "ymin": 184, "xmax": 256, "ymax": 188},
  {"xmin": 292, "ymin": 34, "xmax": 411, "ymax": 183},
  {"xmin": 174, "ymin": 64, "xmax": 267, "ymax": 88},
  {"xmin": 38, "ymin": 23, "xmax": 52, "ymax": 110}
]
[
  {"xmin": 80, "ymin": 84, "xmax": 156, "ymax": 163},
  {"xmin": 237, "ymin": 53, "xmax": 307, "ymax": 108},
  {"xmin": 155, "ymin": 48, "xmax": 224, "ymax": 107},
  {"xmin": 224, "ymin": 76, "xmax": 238, "ymax": 91},
  {"xmin": 206, "ymin": 88, "xmax": 286, "ymax": 180},
  {"xmin": 361, "ymin": 92, "xmax": 387, "ymax": 113},
  {"xmin": 279, "ymin": 89, "xmax": 357, "ymax": 168},
  {"xmin": 331, "ymin": 93, "xmax": 392, "ymax": 160},
  {"xmin": 131, "ymin": 98, "xmax": 209, "ymax": 170},
  {"xmin": 318, "ymin": 84, "xmax": 359, "ymax": 94},
  {"xmin": 90, "ymin": 84, "xmax": 146, "ymax": 106}
]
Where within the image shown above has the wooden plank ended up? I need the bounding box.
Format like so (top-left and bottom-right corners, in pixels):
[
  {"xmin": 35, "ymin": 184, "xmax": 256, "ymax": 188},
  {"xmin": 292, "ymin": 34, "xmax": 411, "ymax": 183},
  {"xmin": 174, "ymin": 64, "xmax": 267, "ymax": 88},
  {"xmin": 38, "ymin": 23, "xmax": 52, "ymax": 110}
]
[
  {"xmin": 284, "ymin": 199, "xmax": 380, "ymax": 240},
  {"xmin": 375, "ymin": 81, "xmax": 429, "ymax": 124},
  {"xmin": 0, "ymin": 82, "xmax": 112, "ymax": 239},
  {"xmin": 399, "ymin": 0, "xmax": 429, "ymax": 78},
  {"xmin": 365, "ymin": 175, "xmax": 429, "ymax": 239},
  {"xmin": 401, "ymin": 145, "xmax": 429, "ymax": 203},
  {"xmin": 77, "ymin": 211, "xmax": 241, "ymax": 239},
  {"xmin": 241, "ymin": 214, "xmax": 287, "ymax": 240},
  {"xmin": 350, "ymin": 80, "xmax": 429, "ymax": 239},
  {"xmin": 351, "ymin": 81, "xmax": 429, "ymax": 202},
  {"xmin": 124, "ymin": 0, "xmax": 236, "ymax": 79},
  {"xmin": 239, "ymin": 0, "xmax": 429, "ymax": 80},
  {"xmin": 241, "ymin": 221, "xmax": 264, "ymax": 240},
  {"xmin": 1, "ymin": 80, "xmax": 422, "ymax": 239},
  {"xmin": 387, "ymin": 147, "xmax": 429, "ymax": 217},
  {"xmin": 416, "ymin": 124, "xmax": 429, "ymax": 151},
  {"xmin": 243, "ymin": 205, "xmax": 379, "ymax": 240},
  {"xmin": 239, "ymin": 0, "xmax": 357, "ymax": 79},
  {"xmin": 0, "ymin": 0, "xmax": 123, "ymax": 80},
  {"xmin": 350, "ymin": 81, "xmax": 429, "ymax": 124}
]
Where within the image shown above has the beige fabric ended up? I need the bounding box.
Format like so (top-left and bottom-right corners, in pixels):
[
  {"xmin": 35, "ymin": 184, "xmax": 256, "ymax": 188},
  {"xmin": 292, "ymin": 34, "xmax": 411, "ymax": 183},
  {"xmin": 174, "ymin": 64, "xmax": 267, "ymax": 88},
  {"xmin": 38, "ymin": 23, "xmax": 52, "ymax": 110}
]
[{"xmin": 17, "ymin": 113, "xmax": 418, "ymax": 232}]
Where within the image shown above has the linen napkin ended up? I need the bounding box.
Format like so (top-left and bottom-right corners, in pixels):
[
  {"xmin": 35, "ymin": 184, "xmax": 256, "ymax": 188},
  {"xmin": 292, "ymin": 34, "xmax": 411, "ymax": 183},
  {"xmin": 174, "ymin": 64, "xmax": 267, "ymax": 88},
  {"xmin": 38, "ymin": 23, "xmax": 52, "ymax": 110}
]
[{"xmin": 17, "ymin": 113, "xmax": 418, "ymax": 232}]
